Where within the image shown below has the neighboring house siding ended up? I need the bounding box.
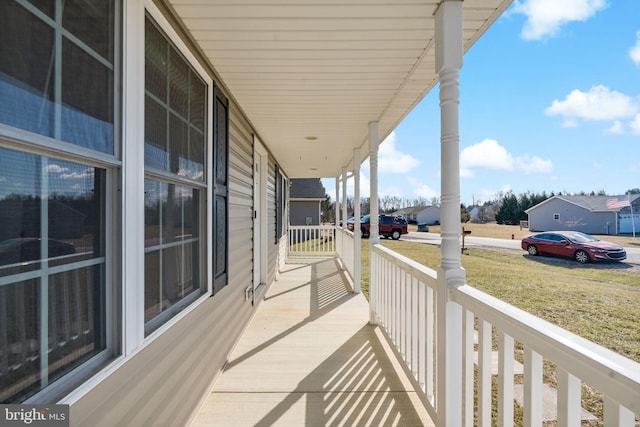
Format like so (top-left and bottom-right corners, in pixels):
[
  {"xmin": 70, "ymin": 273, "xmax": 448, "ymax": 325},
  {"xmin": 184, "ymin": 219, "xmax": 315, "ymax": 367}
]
[
  {"xmin": 290, "ymin": 201, "xmax": 320, "ymax": 225},
  {"xmin": 416, "ymin": 207, "xmax": 440, "ymax": 225},
  {"xmin": 527, "ymin": 198, "xmax": 617, "ymax": 234}
]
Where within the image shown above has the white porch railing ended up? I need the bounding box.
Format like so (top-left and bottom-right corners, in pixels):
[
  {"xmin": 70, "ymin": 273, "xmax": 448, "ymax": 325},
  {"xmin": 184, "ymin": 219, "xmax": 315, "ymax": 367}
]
[
  {"xmin": 370, "ymin": 243, "xmax": 640, "ymax": 426},
  {"xmin": 287, "ymin": 225, "xmax": 336, "ymax": 258},
  {"xmin": 335, "ymin": 227, "xmax": 354, "ymax": 279}
]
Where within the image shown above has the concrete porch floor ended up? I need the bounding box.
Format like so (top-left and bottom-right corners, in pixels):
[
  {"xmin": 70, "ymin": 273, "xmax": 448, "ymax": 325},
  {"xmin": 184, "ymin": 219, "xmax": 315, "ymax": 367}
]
[{"xmin": 191, "ymin": 257, "xmax": 435, "ymax": 427}]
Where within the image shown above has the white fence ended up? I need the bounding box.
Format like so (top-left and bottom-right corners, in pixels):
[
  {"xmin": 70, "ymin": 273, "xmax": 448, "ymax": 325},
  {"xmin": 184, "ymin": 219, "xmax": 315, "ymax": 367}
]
[
  {"xmin": 370, "ymin": 243, "xmax": 640, "ymax": 426},
  {"xmin": 336, "ymin": 227, "xmax": 354, "ymax": 280},
  {"xmin": 287, "ymin": 225, "xmax": 336, "ymax": 258}
]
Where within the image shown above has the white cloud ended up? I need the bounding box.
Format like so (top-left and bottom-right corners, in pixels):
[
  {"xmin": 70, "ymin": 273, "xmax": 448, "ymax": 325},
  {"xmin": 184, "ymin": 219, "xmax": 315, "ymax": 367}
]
[
  {"xmin": 460, "ymin": 139, "xmax": 513, "ymax": 177},
  {"xmin": 545, "ymin": 85, "xmax": 638, "ymax": 123},
  {"xmin": 45, "ymin": 164, "xmax": 69, "ymax": 173},
  {"xmin": 518, "ymin": 155, "xmax": 553, "ymax": 174},
  {"xmin": 630, "ymin": 30, "xmax": 640, "ymax": 66},
  {"xmin": 460, "ymin": 139, "xmax": 553, "ymax": 177},
  {"xmin": 378, "ymin": 132, "xmax": 420, "ymax": 174},
  {"xmin": 343, "ymin": 172, "xmax": 370, "ymax": 198},
  {"xmin": 407, "ymin": 177, "xmax": 439, "ymax": 199},
  {"xmin": 604, "ymin": 121, "xmax": 625, "ymax": 134},
  {"xmin": 630, "ymin": 113, "xmax": 640, "ymax": 135},
  {"xmin": 513, "ymin": 0, "xmax": 607, "ymax": 40}
]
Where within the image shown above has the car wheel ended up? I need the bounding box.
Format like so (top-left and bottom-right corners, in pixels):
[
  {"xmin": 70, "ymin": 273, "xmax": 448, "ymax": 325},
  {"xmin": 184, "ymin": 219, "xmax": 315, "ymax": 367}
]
[
  {"xmin": 574, "ymin": 250, "xmax": 590, "ymax": 264},
  {"xmin": 527, "ymin": 245, "xmax": 538, "ymax": 256},
  {"xmin": 391, "ymin": 230, "xmax": 401, "ymax": 240}
]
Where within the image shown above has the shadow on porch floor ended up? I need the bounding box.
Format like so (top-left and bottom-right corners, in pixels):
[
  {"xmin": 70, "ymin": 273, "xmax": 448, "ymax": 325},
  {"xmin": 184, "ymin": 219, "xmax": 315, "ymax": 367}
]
[{"xmin": 191, "ymin": 257, "xmax": 434, "ymax": 426}]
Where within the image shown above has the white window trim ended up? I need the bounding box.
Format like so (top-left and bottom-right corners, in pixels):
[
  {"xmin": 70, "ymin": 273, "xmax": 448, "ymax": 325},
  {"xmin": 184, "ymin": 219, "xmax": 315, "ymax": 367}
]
[{"xmin": 119, "ymin": 1, "xmax": 214, "ymax": 354}]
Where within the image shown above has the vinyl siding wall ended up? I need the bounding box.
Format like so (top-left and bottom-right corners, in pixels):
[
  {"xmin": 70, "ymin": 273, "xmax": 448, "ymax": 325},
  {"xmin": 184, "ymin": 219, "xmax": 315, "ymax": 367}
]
[
  {"xmin": 528, "ymin": 198, "xmax": 617, "ymax": 234},
  {"xmin": 67, "ymin": 29, "xmax": 281, "ymax": 427},
  {"xmin": 290, "ymin": 201, "xmax": 321, "ymax": 226}
]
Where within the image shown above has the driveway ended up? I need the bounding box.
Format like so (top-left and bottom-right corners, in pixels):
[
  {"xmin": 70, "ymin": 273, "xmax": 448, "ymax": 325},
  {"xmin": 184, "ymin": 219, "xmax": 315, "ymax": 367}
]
[{"xmin": 402, "ymin": 232, "xmax": 640, "ymax": 265}]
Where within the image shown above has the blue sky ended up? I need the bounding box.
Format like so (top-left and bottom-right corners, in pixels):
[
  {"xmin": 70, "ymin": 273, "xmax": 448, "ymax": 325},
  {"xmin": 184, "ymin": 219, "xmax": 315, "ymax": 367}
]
[{"xmin": 324, "ymin": 0, "xmax": 640, "ymax": 206}]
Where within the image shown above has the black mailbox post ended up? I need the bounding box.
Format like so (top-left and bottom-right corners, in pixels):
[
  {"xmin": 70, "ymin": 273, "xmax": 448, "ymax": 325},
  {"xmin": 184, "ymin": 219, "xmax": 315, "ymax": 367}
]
[{"xmin": 462, "ymin": 227, "xmax": 472, "ymax": 252}]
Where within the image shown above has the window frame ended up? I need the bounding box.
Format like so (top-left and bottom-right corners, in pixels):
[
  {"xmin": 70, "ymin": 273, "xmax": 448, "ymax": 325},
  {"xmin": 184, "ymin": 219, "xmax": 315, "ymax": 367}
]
[
  {"xmin": 0, "ymin": 0, "xmax": 121, "ymax": 403},
  {"xmin": 142, "ymin": 10, "xmax": 213, "ymax": 335}
]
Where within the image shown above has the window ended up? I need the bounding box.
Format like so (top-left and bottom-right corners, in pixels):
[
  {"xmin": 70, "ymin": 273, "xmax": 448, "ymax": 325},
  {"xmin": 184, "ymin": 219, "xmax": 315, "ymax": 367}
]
[
  {"xmin": 553, "ymin": 213, "xmax": 560, "ymax": 220},
  {"xmin": 0, "ymin": 148, "xmax": 107, "ymax": 402},
  {"xmin": 144, "ymin": 17, "xmax": 210, "ymax": 333},
  {"xmin": 0, "ymin": 0, "xmax": 114, "ymax": 403},
  {"xmin": 0, "ymin": 0, "xmax": 116, "ymax": 153}
]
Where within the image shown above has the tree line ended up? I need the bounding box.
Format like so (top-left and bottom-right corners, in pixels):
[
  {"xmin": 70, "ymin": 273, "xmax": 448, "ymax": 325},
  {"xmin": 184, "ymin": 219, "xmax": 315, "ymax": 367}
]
[{"xmin": 320, "ymin": 186, "xmax": 640, "ymax": 225}]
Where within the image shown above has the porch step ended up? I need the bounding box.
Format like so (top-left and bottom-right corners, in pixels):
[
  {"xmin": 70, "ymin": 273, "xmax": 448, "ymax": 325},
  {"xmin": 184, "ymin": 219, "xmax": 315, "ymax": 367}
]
[
  {"xmin": 473, "ymin": 351, "xmax": 598, "ymax": 422},
  {"xmin": 513, "ymin": 384, "xmax": 598, "ymax": 422},
  {"xmin": 473, "ymin": 351, "xmax": 524, "ymax": 375}
]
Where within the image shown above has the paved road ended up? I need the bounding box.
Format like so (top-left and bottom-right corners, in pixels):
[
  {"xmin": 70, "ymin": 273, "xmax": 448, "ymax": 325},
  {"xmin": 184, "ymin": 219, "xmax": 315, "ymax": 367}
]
[{"xmin": 402, "ymin": 232, "xmax": 640, "ymax": 265}]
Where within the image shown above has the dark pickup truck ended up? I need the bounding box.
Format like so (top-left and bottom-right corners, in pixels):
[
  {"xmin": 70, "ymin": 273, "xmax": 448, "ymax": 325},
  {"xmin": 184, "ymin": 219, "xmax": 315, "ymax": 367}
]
[{"xmin": 347, "ymin": 214, "xmax": 408, "ymax": 240}]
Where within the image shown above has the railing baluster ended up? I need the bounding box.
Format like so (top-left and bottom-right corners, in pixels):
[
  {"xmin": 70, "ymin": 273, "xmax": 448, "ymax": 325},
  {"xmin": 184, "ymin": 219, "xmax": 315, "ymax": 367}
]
[
  {"xmin": 462, "ymin": 309, "xmax": 474, "ymax": 427},
  {"xmin": 478, "ymin": 319, "xmax": 492, "ymax": 427},
  {"xmin": 524, "ymin": 346, "xmax": 543, "ymax": 427},
  {"xmin": 400, "ymin": 268, "xmax": 406, "ymax": 358},
  {"xmin": 418, "ymin": 280, "xmax": 426, "ymax": 392},
  {"xmin": 498, "ymin": 332, "xmax": 514, "ymax": 427},
  {"xmin": 603, "ymin": 396, "xmax": 635, "ymax": 427},
  {"xmin": 557, "ymin": 368, "xmax": 581, "ymax": 427},
  {"xmin": 411, "ymin": 275, "xmax": 418, "ymax": 376},
  {"xmin": 426, "ymin": 286, "xmax": 434, "ymax": 402}
]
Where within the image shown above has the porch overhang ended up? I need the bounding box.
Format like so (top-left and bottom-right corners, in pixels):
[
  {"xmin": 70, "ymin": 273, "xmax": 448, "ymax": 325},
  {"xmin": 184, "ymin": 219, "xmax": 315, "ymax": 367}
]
[{"xmin": 162, "ymin": 0, "xmax": 511, "ymax": 178}]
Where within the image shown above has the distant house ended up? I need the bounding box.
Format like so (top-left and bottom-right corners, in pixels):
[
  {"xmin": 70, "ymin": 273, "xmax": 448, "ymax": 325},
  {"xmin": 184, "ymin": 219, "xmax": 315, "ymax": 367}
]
[
  {"xmin": 525, "ymin": 194, "xmax": 639, "ymax": 235},
  {"xmin": 289, "ymin": 178, "xmax": 326, "ymax": 226},
  {"xmin": 393, "ymin": 205, "xmax": 440, "ymax": 225}
]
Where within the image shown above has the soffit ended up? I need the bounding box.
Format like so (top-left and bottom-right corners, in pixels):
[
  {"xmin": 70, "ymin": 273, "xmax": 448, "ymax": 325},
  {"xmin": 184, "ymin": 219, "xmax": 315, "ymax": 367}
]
[{"xmin": 166, "ymin": 0, "xmax": 512, "ymax": 178}]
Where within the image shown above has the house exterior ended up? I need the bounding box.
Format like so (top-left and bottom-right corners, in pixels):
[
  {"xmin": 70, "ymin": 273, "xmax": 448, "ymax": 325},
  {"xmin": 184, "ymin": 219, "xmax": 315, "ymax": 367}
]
[
  {"xmin": 525, "ymin": 195, "xmax": 640, "ymax": 235},
  {"xmin": 393, "ymin": 205, "xmax": 440, "ymax": 225},
  {"xmin": 3, "ymin": 1, "xmax": 638, "ymax": 426},
  {"xmin": 289, "ymin": 178, "xmax": 325, "ymax": 226}
]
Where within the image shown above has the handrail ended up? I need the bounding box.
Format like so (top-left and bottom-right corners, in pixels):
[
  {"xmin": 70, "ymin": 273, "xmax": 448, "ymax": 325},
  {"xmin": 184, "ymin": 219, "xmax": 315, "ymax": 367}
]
[
  {"xmin": 369, "ymin": 243, "xmax": 640, "ymax": 425},
  {"xmin": 452, "ymin": 284, "xmax": 640, "ymax": 415}
]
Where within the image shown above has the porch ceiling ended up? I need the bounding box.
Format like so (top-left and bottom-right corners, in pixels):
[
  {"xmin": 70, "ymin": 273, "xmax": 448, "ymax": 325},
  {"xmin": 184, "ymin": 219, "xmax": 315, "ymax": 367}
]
[{"xmin": 166, "ymin": 0, "xmax": 512, "ymax": 178}]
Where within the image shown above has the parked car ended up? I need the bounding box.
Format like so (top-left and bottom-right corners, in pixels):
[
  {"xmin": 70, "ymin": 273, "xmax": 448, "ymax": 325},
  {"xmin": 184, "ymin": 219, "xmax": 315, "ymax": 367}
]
[
  {"xmin": 340, "ymin": 217, "xmax": 354, "ymax": 227},
  {"xmin": 521, "ymin": 231, "xmax": 626, "ymax": 263},
  {"xmin": 347, "ymin": 214, "xmax": 408, "ymax": 240}
]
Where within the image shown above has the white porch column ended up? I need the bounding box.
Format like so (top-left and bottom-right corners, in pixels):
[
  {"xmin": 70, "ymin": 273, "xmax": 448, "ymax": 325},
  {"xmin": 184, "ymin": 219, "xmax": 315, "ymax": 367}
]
[
  {"xmin": 341, "ymin": 167, "xmax": 348, "ymax": 229},
  {"xmin": 368, "ymin": 122, "xmax": 380, "ymax": 324},
  {"xmin": 435, "ymin": 1, "xmax": 465, "ymax": 426},
  {"xmin": 335, "ymin": 176, "xmax": 340, "ymax": 227},
  {"xmin": 353, "ymin": 148, "xmax": 361, "ymax": 294}
]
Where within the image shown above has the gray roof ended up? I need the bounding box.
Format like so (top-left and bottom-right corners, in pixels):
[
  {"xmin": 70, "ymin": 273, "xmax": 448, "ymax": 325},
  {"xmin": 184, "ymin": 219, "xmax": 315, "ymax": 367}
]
[
  {"xmin": 527, "ymin": 194, "xmax": 639, "ymax": 213},
  {"xmin": 289, "ymin": 178, "xmax": 326, "ymax": 199}
]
